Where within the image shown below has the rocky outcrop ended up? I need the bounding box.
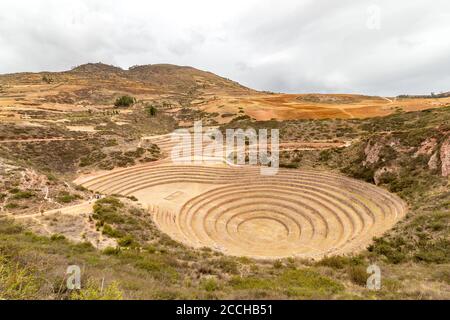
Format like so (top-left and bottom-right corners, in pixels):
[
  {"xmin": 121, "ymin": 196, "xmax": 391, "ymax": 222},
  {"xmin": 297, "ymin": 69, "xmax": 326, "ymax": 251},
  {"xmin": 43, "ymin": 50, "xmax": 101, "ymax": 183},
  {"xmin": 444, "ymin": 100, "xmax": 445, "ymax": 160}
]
[
  {"xmin": 440, "ymin": 136, "xmax": 450, "ymax": 177},
  {"xmin": 415, "ymin": 138, "xmax": 437, "ymax": 157},
  {"xmin": 428, "ymin": 152, "xmax": 439, "ymax": 171},
  {"xmin": 364, "ymin": 142, "xmax": 382, "ymax": 165}
]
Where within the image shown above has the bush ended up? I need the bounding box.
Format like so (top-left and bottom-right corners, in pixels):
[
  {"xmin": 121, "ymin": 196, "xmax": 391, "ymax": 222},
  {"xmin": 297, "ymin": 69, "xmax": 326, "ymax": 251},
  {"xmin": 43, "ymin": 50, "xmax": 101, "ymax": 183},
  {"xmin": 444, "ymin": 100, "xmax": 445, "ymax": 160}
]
[
  {"xmin": 92, "ymin": 197, "xmax": 125, "ymax": 224},
  {"xmin": 135, "ymin": 258, "xmax": 179, "ymax": 282},
  {"xmin": 46, "ymin": 174, "xmax": 57, "ymax": 182},
  {"xmin": 103, "ymin": 246, "xmax": 121, "ymax": 255},
  {"xmin": 414, "ymin": 239, "xmax": 450, "ymax": 263},
  {"xmin": 71, "ymin": 241, "xmax": 95, "ymax": 254},
  {"xmin": 279, "ymin": 269, "xmax": 344, "ymax": 297},
  {"xmin": 0, "ymin": 255, "xmax": 40, "ymax": 299},
  {"xmin": 114, "ymin": 96, "xmax": 135, "ymax": 108},
  {"xmin": 70, "ymin": 280, "xmax": 123, "ymax": 300},
  {"xmin": 201, "ymin": 278, "xmax": 220, "ymax": 292},
  {"xmin": 117, "ymin": 235, "xmax": 136, "ymax": 247},
  {"xmin": 229, "ymin": 276, "xmax": 273, "ymax": 290},
  {"xmin": 347, "ymin": 266, "xmax": 367, "ymax": 286},
  {"xmin": 8, "ymin": 188, "xmax": 20, "ymax": 194},
  {"xmin": 316, "ymin": 255, "xmax": 363, "ymax": 269},
  {"xmin": 368, "ymin": 238, "xmax": 407, "ymax": 264},
  {"xmin": 0, "ymin": 220, "xmax": 23, "ymax": 234},
  {"xmin": 230, "ymin": 269, "xmax": 344, "ymax": 297},
  {"xmin": 342, "ymin": 164, "xmax": 375, "ymax": 183},
  {"xmin": 280, "ymin": 162, "xmax": 299, "ymax": 169},
  {"xmin": 101, "ymin": 224, "xmax": 123, "ymax": 238},
  {"xmin": 56, "ymin": 192, "xmax": 81, "ymax": 203},
  {"xmin": 50, "ymin": 234, "xmax": 66, "ymax": 241},
  {"xmin": 75, "ymin": 185, "xmax": 87, "ymax": 191},
  {"xmin": 212, "ymin": 258, "xmax": 238, "ymax": 274},
  {"xmin": 42, "ymin": 75, "xmax": 53, "ymax": 84},
  {"xmin": 11, "ymin": 190, "xmax": 34, "ymax": 200},
  {"xmin": 319, "ymin": 150, "xmax": 332, "ymax": 162},
  {"xmin": 5, "ymin": 203, "xmax": 19, "ymax": 209},
  {"xmin": 145, "ymin": 105, "xmax": 158, "ymax": 117}
]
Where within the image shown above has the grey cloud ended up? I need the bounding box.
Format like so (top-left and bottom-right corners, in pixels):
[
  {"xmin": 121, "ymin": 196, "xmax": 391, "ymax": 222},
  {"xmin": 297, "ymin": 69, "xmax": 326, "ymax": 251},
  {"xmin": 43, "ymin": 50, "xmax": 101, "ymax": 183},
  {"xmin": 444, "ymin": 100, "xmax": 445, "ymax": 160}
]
[{"xmin": 0, "ymin": 0, "xmax": 449, "ymax": 96}]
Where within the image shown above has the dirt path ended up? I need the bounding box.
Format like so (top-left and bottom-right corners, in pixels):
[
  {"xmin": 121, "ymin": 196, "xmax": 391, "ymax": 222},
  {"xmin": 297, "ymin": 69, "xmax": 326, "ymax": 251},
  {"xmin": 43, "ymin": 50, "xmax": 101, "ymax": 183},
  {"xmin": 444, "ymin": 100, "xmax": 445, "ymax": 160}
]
[
  {"xmin": 338, "ymin": 107, "xmax": 355, "ymax": 119},
  {"xmin": 0, "ymin": 137, "xmax": 88, "ymax": 143},
  {"xmin": 4, "ymin": 201, "xmax": 93, "ymax": 220}
]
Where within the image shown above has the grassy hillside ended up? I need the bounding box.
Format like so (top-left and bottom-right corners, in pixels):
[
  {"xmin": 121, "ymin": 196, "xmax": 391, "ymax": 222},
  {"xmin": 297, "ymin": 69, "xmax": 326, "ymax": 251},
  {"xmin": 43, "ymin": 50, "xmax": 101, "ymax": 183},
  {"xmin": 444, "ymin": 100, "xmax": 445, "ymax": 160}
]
[{"xmin": 1, "ymin": 107, "xmax": 448, "ymax": 299}]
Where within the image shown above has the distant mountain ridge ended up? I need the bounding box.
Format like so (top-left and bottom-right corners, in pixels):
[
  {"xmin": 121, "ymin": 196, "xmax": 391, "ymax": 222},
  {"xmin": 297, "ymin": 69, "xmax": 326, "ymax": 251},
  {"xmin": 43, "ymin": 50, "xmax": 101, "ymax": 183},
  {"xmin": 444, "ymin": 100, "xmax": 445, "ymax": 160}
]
[{"xmin": 0, "ymin": 62, "xmax": 254, "ymax": 95}]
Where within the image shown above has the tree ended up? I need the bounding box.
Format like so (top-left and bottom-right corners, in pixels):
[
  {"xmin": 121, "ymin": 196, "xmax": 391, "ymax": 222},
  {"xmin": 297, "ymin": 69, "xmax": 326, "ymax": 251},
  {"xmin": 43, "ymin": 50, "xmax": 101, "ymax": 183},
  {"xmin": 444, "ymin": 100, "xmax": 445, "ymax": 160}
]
[
  {"xmin": 145, "ymin": 105, "xmax": 157, "ymax": 117},
  {"xmin": 42, "ymin": 75, "xmax": 53, "ymax": 84}
]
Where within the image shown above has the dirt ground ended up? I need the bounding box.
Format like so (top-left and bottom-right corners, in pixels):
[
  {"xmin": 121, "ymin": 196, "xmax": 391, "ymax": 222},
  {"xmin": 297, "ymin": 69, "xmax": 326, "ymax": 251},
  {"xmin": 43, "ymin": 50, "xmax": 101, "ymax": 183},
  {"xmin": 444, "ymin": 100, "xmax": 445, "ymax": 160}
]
[
  {"xmin": 75, "ymin": 157, "xmax": 407, "ymax": 259},
  {"xmin": 2, "ymin": 67, "xmax": 449, "ymax": 127},
  {"xmin": 200, "ymin": 93, "xmax": 450, "ymax": 121}
]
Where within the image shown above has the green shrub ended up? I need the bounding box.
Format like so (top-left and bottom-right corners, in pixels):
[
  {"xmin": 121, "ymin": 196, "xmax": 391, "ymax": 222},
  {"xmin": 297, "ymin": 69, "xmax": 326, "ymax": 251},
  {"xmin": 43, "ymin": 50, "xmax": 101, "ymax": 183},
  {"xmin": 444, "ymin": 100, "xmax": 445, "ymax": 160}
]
[
  {"xmin": 0, "ymin": 220, "xmax": 23, "ymax": 234},
  {"xmin": 50, "ymin": 234, "xmax": 66, "ymax": 241},
  {"xmin": 145, "ymin": 105, "xmax": 158, "ymax": 117},
  {"xmin": 46, "ymin": 174, "xmax": 57, "ymax": 182},
  {"xmin": 368, "ymin": 238, "xmax": 407, "ymax": 264},
  {"xmin": 114, "ymin": 96, "xmax": 135, "ymax": 108},
  {"xmin": 75, "ymin": 185, "xmax": 87, "ymax": 191},
  {"xmin": 319, "ymin": 150, "xmax": 332, "ymax": 162},
  {"xmin": 347, "ymin": 266, "xmax": 367, "ymax": 286},
  {"xmin": 42, "ymin": 75, "xmax": 53, "ymax": 84},
  {"xmin": 342, "ymin": 163, "xmax": 374, "ymax": 183},
  {"xmin": 414, "ymin": 239, "xmax": 450, "ymax": 263},
  {"xmin": 92, "ymin": 197, "xmax": 125, "ymax": 224},
  {"xmin": 229, "ymin": 276, "xmax": 273, "ymax": 290},
  {"xmin": 72, "ymin": 242, "xmax": 95, "ymax": 254},
  {"xmin": 103, "ymin": 246, "xmax": 121, "ymax": 255},
  {"xmin": 56, "ymin": 192, "xmax": 81, "ymax": 203},
  {"xmin": 279, "ymin": 269, "xmax": 344, "ymax": 297},
  {"xmin": 5, "ymin": 203, "xmax": 19, "ymax": 209},
  {"xmin": 135, "ymin": 258, "xmax": 179, "ymax": 282},
  {"xmin": 200, "ymin": 278, "xmax": 220, "ymax": 292},
  {"xmin": 212, "ymin": 257, "xmax": 238, "ymax": 274},
  {"xmin": 101, "ymin": 224, "xmax": 123, "ymax": 238},
  {"xmin": 0, "ymin": 255, "xmax": 40, "ymax": 299},
  {"xmin": 273, "ymin": 260, "xmax": 283, "ymax": 269},
  {"xmin": 70, "ymin": 280, "xmax": 123, "ymax": 300},
  {"xmin": 280, "ymin": 162, "xmax": 299, "ymax": 169},
  {"xmin": 316, "ymin": 255, "xmax": 363, "ymax": 269},
  {"xmin": 117, "ymin": 235, "xmax": 136, "ymax": 247},
  {"xmin": 79, "ymin": 150, "xmax": 107, "ymax": 167},
  {"xmin": 8, "ymin": 188, "xmax": 20, "ymax": 194},
  {"xmin": 230, "ymin": 269, "xmax": 343, "ymax": 297},
  {"xmin": 11, "ymin": 190, "xmax": 34, "ymax": 199}
]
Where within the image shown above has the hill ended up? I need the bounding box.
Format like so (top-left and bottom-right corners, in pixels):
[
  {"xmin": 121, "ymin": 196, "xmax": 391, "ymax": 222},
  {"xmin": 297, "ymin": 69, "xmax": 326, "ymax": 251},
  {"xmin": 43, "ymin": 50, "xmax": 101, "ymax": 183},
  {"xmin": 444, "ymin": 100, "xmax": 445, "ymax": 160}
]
[{"xmin": 1, "ymin": 63, "xmax": 449, "ymax": 125}]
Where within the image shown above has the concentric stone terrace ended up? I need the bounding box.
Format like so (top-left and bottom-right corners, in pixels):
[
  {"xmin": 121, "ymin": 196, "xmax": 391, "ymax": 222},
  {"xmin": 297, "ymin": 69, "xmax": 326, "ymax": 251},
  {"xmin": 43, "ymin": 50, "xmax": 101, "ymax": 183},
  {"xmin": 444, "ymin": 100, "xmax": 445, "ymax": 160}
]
[{"xmin": 77, "ymin": 163, "xmax": 407, "ymax": 259}]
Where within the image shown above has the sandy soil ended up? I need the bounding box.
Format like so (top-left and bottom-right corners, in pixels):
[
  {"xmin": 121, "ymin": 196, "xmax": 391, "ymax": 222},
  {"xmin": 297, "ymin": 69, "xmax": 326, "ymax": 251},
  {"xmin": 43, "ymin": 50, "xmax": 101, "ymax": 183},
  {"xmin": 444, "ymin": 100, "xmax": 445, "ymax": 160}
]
[
  {"xmin": 14, "ymin": 201, "xmax": 116, "ymax": 249},
  {"xmin": 76, "ymin": 162, "xmax": 407, "ymax": 259}
]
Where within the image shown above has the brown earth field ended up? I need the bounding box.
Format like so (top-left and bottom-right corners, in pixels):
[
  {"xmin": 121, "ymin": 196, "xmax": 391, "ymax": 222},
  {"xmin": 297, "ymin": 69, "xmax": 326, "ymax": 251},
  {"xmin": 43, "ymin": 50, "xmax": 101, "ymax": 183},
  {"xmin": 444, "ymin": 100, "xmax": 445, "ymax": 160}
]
[
  {"xmin": 1, "ymin": 63, "xmax": 449, "ymax": 125},
  {"xmin": 199, "ymin": 93, "xmax": 450, "ymax": 121}
]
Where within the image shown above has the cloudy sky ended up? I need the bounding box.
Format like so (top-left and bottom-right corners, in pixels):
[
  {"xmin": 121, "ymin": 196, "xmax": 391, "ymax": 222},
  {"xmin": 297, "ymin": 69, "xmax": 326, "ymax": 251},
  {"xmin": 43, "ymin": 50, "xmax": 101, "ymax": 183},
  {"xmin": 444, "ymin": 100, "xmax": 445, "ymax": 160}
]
[{"xmin": 0, "ymin": 0, "xmax": 449, "ymax": 96}]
